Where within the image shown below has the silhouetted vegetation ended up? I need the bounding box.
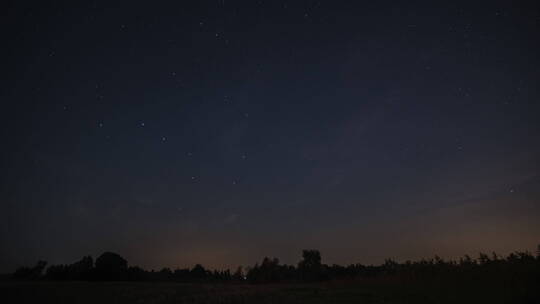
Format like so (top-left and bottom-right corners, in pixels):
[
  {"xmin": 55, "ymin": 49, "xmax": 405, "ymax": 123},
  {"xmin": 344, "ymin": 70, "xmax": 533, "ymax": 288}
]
[
  {"xmin": 95, "ymin": 252, "xmax": 128, "ymax": 280},
  {"xmin": 11, "ymin": 260, "xmax": 47, "ymax": 280},
  {"xmin": 9, "ymin": 246, "xmax": 540, "ymax": 287},
  {"xmin": 297, "ymin": 249, "xmax": 324, "ymax": 281},
  {"xmin": 46, "ymin": 256, "xmax": 93, "ymax": 280},
  {"xmin": 4, "ymin": 247, "xmax": 539, "ymax": 303}
]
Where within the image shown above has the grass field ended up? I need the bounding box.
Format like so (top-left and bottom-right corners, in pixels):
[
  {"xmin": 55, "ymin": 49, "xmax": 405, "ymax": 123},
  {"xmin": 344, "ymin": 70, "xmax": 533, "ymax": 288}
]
[{"xmin": 2, "ymin": 276, "xmax": 538, "ymax": 304}]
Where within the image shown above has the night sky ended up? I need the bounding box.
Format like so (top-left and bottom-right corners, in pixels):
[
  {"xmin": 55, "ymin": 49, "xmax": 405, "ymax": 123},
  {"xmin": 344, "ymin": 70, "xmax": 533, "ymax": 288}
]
[{"xmin": 2, "ymin": 1, "xmax": 540, "ymax": 272}]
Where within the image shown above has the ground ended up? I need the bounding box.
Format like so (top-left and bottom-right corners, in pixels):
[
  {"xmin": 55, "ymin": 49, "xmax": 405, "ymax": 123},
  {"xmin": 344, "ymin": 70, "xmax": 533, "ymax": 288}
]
[{"xmin": 1, "ymin": 277, "xmax": 537, "ymax": 303}]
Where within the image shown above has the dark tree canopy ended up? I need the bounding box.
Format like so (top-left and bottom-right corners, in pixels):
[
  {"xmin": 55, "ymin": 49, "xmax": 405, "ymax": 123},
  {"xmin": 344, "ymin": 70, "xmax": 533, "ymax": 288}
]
[
  {"xmin": 95, "ymin": 252, "xmax": 128, "ymax": 280},
  {"xmin": 12, "ymin": 260, "xmax": 47, "ymax": 280},
  {"xmin": 298, "ymin": 250, "xmax": 324, "ymax": 281},
  {"xmin": 45, "ymin": 256, "xmax": 93, "ymax": 280},
  {"xmin": 10, "ymin": 246, "xmax": 540, "ymax": 285}
]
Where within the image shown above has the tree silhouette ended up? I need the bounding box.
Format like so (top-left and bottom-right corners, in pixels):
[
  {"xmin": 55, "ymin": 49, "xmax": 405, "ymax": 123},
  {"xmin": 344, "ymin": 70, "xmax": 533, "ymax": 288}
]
[
  {"xmin": 9, "ymin": 246, "xmax": 540, "ymax": 288},
  {"xmin": 190, "ymin": 264, "xmax": 208, "ymax": 281},
  {"xmin": 71, "ymin": 256, "xmax": 93, "ymax": 279},
  {"xmin": 45, "ymin": 256, "xmax": 93, "ymax": 280},
  {"xmin": 12, "ymin": 260, "xmax": 47, "ymax": 280},
  {"xmin": 298, "ymin": 250, "xmax": 323, "ymax": 281},
  {"xmin": 95, "ymin": 252, "xmax": 128, "ymax": 280},
  {"xmin": 233, "ymin": 266, "xmax": 244, "ymax": 281}
]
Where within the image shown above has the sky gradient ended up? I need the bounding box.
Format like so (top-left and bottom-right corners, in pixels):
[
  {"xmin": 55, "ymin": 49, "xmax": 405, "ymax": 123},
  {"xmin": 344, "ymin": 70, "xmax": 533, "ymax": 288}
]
[{"xmin": 1, "ymin": 1, "xmax": 540, "ymax": 272}]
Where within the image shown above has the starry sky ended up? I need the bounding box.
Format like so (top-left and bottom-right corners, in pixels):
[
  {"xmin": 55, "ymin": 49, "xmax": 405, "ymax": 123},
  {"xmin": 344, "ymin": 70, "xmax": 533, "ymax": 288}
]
[{"xmin": 1, "ymin": 1, "xmax": 540, "ymax": 272}]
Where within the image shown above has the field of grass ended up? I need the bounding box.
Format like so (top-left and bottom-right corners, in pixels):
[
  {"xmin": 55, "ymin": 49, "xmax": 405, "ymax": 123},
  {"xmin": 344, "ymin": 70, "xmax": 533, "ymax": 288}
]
[{"xmin": 2, "ymin": 276, "xmax": 538, "ymax": 304}]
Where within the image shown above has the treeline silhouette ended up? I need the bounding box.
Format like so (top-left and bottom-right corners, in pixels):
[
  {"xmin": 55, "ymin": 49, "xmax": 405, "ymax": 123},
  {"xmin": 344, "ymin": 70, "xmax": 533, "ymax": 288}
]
[{"xmin": 10, "ymin": 246, "xmax": 540, "ymax": 284}]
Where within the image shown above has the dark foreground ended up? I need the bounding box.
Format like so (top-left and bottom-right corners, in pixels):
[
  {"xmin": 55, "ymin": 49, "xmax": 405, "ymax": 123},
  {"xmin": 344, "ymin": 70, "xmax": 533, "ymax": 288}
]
[{"xmin": 2, "ymin": 277, "xmax": 538, "ymax": 304}]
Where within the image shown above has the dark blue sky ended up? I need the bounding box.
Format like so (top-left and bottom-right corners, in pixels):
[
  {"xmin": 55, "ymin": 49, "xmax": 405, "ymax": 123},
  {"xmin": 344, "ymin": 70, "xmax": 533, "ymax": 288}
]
[{"xmin": 1, "ymin": 1, "xmax": 539, "ymax": 272}]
